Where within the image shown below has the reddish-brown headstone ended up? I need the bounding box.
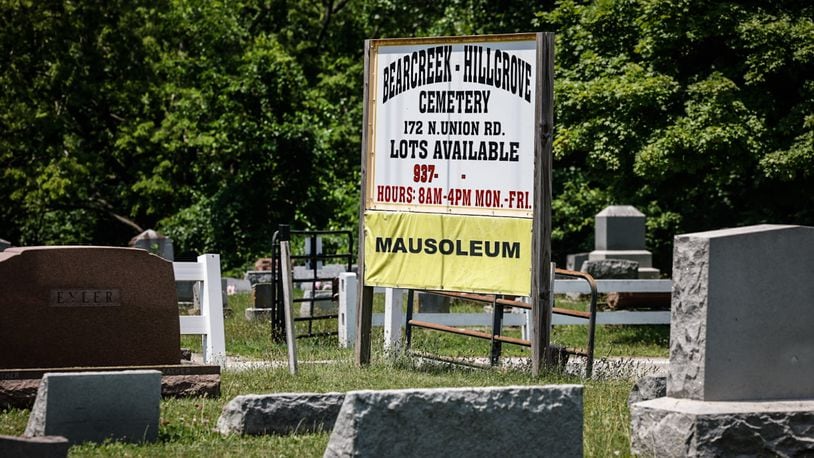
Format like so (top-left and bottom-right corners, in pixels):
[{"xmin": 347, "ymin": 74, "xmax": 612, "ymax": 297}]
[{"xmin": 0, "ymin": 246, "xmax": 180, "ymax": 369}]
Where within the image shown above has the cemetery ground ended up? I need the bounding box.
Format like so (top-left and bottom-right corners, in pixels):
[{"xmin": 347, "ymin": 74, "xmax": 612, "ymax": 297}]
[{"xmin": 0, "ymin": 292, "xmax": 668, "ymax": 457}]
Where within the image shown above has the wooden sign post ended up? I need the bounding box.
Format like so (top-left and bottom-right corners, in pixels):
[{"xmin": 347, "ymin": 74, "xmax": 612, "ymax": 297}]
[
  {"xmin": 279, "ymin": 225, "xmax": 299, "ymax": 375},
  {"xmin": 355, "ymin": 33, "xmax": 554, "ymax": 375}
]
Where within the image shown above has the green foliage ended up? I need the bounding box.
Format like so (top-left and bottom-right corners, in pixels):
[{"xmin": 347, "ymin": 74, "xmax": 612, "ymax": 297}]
[
  {"xmin": 1, "ymin": 0, "xmax": 812, "ymax": 271},
  {"xmin": 538, "ymin": 0, "xmax": 814, "ymax": 268}
]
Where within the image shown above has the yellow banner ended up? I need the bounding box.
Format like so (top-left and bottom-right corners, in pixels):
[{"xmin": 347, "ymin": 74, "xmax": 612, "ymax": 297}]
[{"xmin": 364, "ymin": 211, "xmax": 532, "ymax": 295}]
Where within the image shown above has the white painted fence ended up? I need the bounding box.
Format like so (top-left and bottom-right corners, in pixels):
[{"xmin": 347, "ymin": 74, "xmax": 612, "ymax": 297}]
[
  {"xmin": 173, "ymin": 254, "xmax": 226, "ymax": 366},
  {"xmin": 337, "ymin": 272, "xmax": 671, "ymax": 349}
]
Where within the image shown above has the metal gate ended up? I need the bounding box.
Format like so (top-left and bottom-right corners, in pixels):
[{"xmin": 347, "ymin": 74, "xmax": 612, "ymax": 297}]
[
  {"xmin": 270, "ymin": 226, "xmax": 353, "ymax": 341},
  {"xmin": 404, "ymin": 268, "xmax": 598, "ymax": 376}
]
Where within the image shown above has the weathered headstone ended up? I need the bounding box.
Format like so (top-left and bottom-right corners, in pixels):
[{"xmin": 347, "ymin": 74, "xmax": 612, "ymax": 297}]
[
  {"xmin": 0, "ymin": 238, "xmax": 10, "ymax": 252},
  {"xmin": 566, "ymin": 252, "xmax": 589, "ymax": 271},
  {"xmin": 129, "ymin": 229, "xmax": 174, "ymax": 261},
  {"xmin": 245, "ymin": 283, "xmax": 273, "ymax": 321},
  {"xmin": 586, "ymin": 205, "xmax": 660, "ymax": 278},
  {"xmin": 630, "ymin": 224, "xmax": 814, "ymax": 456},
  {"xmin": 25, "ymin": 370, "xmax": 161, "ymax": 445},
  {"xmin": 0, "ymin": 246, "xmax": 180, "ymax": 369},
  {"xmin": 179, "ymin": 279, "xmax": 232, "ymax": 314},
  {"xmin": 417, "ymin": 292, "xmax": 450, "ymax": 313},
  {"xmin": 217, "ymin": 392, "xmax": 345, "ymax": 436},
  {"xmin": 245, "ymin": 270, "xmax": 273, "ymax": 286},
  {"xmin": 325, "ymin": 385, "xmax": 583, "ymax": 458}
]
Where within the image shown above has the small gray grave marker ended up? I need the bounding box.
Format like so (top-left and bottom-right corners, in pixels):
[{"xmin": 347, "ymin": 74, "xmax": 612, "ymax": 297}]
[
  {"xmin": 325, "ymin": 385, "xmax": 583, "ymax": 458},
  {"xmin": 25, "ymin": 371, "xmax": 161, "ymax": 445}
]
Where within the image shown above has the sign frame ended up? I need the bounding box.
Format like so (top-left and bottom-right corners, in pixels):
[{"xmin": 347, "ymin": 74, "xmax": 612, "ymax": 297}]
[{"xmin": 355, "ymin": 32, "xmax": 553, "ymax": 375}]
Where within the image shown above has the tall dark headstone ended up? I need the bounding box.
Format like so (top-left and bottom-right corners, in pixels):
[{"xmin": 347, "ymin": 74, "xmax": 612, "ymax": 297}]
[{"xmin": 0, "ymin": 246, "xmax": 180, "ymax": 369}]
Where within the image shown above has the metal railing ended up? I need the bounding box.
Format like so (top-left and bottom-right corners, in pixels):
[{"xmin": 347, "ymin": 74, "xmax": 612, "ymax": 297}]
[{"xmin": 404, "ymin": 267, "xmax": 598, "ymax": 376}]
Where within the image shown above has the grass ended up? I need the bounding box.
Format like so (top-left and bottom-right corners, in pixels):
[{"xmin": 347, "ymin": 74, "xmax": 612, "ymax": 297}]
[{"xmin": 1, "ymin": 291, "xmax": 668, "ymax": 457}]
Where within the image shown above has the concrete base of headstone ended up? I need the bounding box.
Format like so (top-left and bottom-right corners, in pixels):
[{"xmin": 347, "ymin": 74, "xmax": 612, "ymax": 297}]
[
  {"xmin": 0, "ymin": 379, "xmax": 40, "ymax": 410},
  {"xmin": 637, "ymin": 267, "xmax": 661, "ymax": 279},
  {"xmin": 162, "ymin": 374, "xmax": 220, "ymax": 398},
  {"xmin": 581, "ymin": 259, "xmax": 639, "ymax": 279},
  {"xmin": 217, "ymin": 393, "xmax": 345, "ymax": 435},
  {"xmin": 1, "ymin": 366, "xmax": 219, "ymax": 410},
  {"xmin": 0, "ymin": 434, "xmax": 69, "ymax": 458},
  {"xmin": 244, "ymin": 308, "xmax": 273, "ymax": 321},
  {"xmin": 588, "ymin": 249, "xmax": 653, "ymax": 267},
  {"xmin": 630, "ymin": 397, "xmax": 814, "ymax": 457},
  {"xmin": 628, "ymin": 373, "xmax": 667, "ymax": 406},
  {"xmin": 24, "ymin": 371, "xmax": 161, "ymax": 444},
  {"xmin": 325, "ymin": 385, "xmax": 583, "ymax": 458}
]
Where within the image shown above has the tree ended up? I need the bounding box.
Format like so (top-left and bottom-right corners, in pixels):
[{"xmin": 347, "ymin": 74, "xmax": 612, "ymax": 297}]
[
  {"xmin": 2, "ymin": 0, "xmax": 811, "ymax": 273},
  {"xmin": 536, "ymin": 0, "xmax": 814, "ymax": 269}
]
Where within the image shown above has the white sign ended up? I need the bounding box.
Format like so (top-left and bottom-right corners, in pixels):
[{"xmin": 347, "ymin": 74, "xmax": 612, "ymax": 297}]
[{"xmin": 367, "ymin": 36, "xmax": 537, "ymax": 218}]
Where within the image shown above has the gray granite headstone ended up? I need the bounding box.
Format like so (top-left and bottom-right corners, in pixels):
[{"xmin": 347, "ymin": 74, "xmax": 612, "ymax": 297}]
[
  {"xmin": 668, "ymin": 224, "xmax": 814, "ymax": 401},
  {"xmin": 595, "ymin": 205, "xmax": 646, "ymax": 250},
  {"xmin": 325, "ymin": 385, "xmax": 583, "ymax": 458},
  {"xmin": 245, "ymin": 283, "xmax": 273, "ymax": 321},
  {"xmin": 217, "ymin": 392, "xmax": 345, "ymax": 436},
  {"xmin": 630, "ymin": 224, "xmax": 814, "ymax": 457},
  {"xmin": 129, "ymin": 229, "xmax": 174, "ymax": 261},
  {"xmin": 0, "ymin": 239, "xmax": 10, "ymax": 252},
  {"xmin": 253, "ymin": 283, "xmax": 273, "ymax": 308},
  {"xmin": 417, "ymin": 292, "xmax": 450, "ymax": 313},
  {"xmin": 566, "ymin": 252, "xmax": 589, "ymax": 271},
  {"xmin": 25, "ymin": 371, "xmax": 161, "ymax": 444},
  {"xmin": 587, "ymin": 206, "xmax": 660, "ymax": 277}
]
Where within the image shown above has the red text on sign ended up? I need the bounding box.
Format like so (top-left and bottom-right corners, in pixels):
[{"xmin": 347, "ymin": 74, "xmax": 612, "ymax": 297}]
[{"xmin": 377, "ymin": 185, "xmax": 414, "ymax": 203}]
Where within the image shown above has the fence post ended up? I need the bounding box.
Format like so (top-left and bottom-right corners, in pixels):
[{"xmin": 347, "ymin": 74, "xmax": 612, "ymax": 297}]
[
  {"xmin": 338, "ymin": 272, "xmax": 358, "ymax": 348},
  {"xmin": 200, "ymin": 254, "xmax": 226, "ymax": 367},
  {"xmin": 384, "ymin": 288, "xmax": 403, "ymax": 352}
]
